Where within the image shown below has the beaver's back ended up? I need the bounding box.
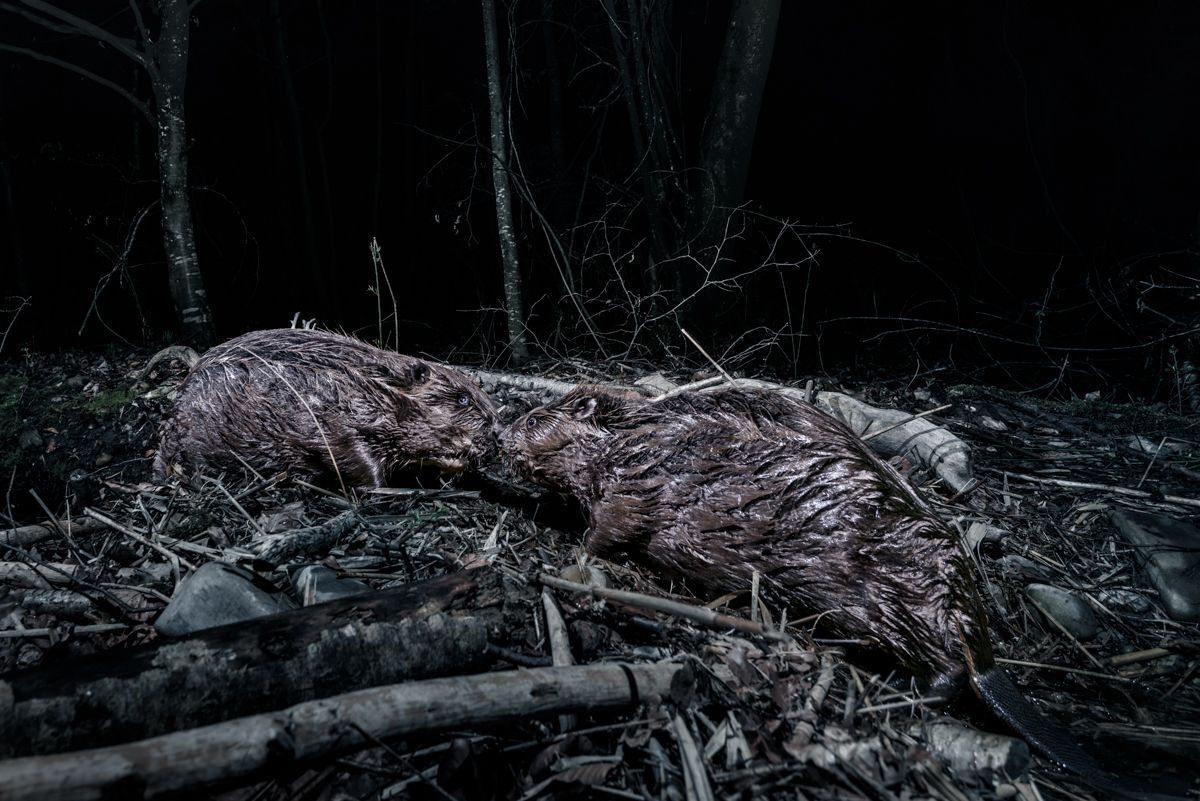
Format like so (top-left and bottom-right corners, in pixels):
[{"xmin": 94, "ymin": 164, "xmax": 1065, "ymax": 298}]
[{"xmin": 154, "ymin": 328, "xmax": 498, "ymax": 489}]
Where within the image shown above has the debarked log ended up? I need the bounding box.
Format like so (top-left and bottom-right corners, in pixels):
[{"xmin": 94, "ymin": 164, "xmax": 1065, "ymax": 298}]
[
  {"xmin": 0, "ymin": 661, "xmax": 688, "ymax": 801},
  {"xmin": 0, "ymin": 568, "xmax": 503, "ymax": 757}
]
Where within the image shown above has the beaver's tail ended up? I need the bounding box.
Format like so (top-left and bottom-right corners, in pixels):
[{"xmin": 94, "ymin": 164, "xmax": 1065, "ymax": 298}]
[{"xmin": 975, "ymin": 665, "xmax": 1186, "ymax": 801}]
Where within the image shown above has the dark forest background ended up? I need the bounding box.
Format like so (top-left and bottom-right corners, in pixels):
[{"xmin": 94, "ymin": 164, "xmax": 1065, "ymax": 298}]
[{"xmin": 2, "ymin": 1, "xmax": 1199, "ymax": 402}]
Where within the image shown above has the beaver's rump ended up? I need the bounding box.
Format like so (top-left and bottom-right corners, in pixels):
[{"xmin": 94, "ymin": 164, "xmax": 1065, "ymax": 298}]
[{"xmin": 504, "ymin": 385, "xmax": 988, "ymax": 680}]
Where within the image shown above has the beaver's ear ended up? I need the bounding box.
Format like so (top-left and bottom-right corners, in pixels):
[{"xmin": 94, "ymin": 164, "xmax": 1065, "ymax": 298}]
[
  {"xmin": 572, "ymin": 395, "xmax": 598, "ymax": 420},
  {"xmin": 408, "ymin": 362, "xmax": 431, "ymax": 386}
]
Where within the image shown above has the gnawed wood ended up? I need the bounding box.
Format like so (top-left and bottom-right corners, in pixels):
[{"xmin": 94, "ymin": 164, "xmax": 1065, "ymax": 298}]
[
  {"xmin": 0, "ymin": 568, "xmax": 503, "ymax": 757},
  {"xmin": 0, "ymin": 662, "xmax": 687, "ymax": 801}
]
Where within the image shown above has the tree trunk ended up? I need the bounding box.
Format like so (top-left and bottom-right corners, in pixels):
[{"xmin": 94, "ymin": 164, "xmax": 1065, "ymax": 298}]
[
  {"xmin": 0, "ymin": 663, "xmax": 686, "ymax": 801},
  {"xmin": 693, "ymin": 0, "xmax": 781, "ymax": 247},
  {"xmin": 481, "ymin": 0, "xmax": 530, "ymax": 365},
  {"xmin": 152, "ymin": 0, "xmax": 214, "ymax": 344},
  {"xmin": 0, "ymin": 569, "xmax": 501, "ymax": 757}
]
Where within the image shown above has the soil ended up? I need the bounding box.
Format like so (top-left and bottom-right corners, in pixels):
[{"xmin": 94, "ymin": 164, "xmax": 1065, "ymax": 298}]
[
  {"xmin": 1, "ymin": 345, "xmax": 1198, "ymax": 801},
  {"xmin": 0, "ymin": 344, "xmax": 181, "ymax": 524}
]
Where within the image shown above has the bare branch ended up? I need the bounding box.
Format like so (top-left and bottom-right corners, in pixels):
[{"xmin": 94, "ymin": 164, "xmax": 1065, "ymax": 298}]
[
  {"xmin": 128, "ymin": 0, "xmax": 151, "ymax": 51},
  {"xmin": 9, "ymin": 0, "xmax": 145, "ymax": 67},
  {"xmin": 0, "ymin": 1, "xmax": 77, "ymax": 35},
  {"xmin": 0, "ymin": 43, "xmax": 153, "ymax": 125}
]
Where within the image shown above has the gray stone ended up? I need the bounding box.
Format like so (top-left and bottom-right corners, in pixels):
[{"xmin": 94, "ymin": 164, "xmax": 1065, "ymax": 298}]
[
  {"xmin": 1025, "ymin": 583, "xmax": 1099, "ymax": 640},
  {"xmin": 294, "ymin": 565, "xmax": 372, "ymax": 606},
  {"xmin": 1110, "ymin": 509, "xmax": 1200, "ymax": 621},
  {"xmin": 155, "ymin": 561, "xmax": 291, "ymax": 636},
  {"xmin": 1097, "ymin": 588, "xmax": 1153, "ymax": 615},
  {"xmin": 16, "ymin": 430, "xmax": 41, "ymax": 451},
  {"xmin": 996, "ymin": 555, "xmax": 1054, "ymax": 582},
  {"xmin": 966, "ymin": 523, "xmax": 1010, "ymax": 550},
  {"xmin": 558, "ymin": 563, "xmax": 609, "ymax": 589}
]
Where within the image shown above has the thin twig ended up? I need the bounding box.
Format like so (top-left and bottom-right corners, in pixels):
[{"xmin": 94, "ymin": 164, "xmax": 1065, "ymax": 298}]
[
  {"xmin": 994, "ymin": 657, "xmax": 1130, "ymax": 682},
  {"xmin": 679, "ymin": 328, "xmax": 737, "ymax": 388},
  {"xmin": 84, "ymin": 507, "xmax": 198, "ymax": 572},
  {"xmin": 860, "ymin": 404, "xmax": 953, "ymax": 442},
  {"xmin": 997, "ymin": 471, "xmax": 1200, "ymax": 509},
  {"xmin": 538, "ymin": 573, "xmax": 788, "ymax": 642},
  {"xmin": 0, "ymin": 623, "xmax": 127, "ymax": 640},
  {"xmin": 201, "ymin": 476, "xmax": 265, "ymax": 539},
  {"xmin": 1134, "ymin": 436, "xmax": 1168, "ymax": 489}
]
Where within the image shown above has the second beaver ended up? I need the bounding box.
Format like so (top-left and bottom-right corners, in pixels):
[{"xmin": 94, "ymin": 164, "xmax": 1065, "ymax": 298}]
[
  {"xmin": 502, "ymin": 385, "xmax": 1181, "ymax": 800},
  {"xmin": 155, "ymin": 328, "xmax": 500, "ymax": 490}
]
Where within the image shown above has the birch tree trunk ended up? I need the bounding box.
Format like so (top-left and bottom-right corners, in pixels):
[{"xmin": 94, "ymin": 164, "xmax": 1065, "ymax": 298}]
[
  {"xmin": 0, "ymin": 0, "xmax": 215, "ymax": 344},
  {"xmin": 481, "ymin": 0, "xmax": 530, "ymax": 365},
  {"xmin": 152, "ymin": 0, "xmax": 213, "ymax": 344}
]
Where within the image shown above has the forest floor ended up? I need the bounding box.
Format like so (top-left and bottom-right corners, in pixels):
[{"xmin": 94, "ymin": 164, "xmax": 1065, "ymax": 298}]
[{"xmin": 0, "ymin": 345, "xmax": 1199, "ymax": 801}]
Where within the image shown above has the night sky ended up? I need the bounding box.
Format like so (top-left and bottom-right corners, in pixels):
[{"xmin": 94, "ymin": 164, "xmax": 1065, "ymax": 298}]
[{"xmin": 2, "ymin": 1, "xmax": 1198, "ymax": 398}]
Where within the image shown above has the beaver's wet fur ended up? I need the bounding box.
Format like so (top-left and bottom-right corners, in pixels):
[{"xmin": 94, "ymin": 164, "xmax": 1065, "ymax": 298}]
[
  {"xmin": 154, "ymin": 328, "xmax": 499, "ymax": 489},
  {"xmin": 502, "ymin": 385, "xmax": 1185, "ymax": 801}
]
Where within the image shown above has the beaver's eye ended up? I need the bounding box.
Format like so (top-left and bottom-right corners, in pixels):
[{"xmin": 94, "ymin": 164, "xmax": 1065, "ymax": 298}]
[
  {"xmin": 526, "ymin": 415, "xmax": 539, "ymax": 430},
  {"xmin": 457, "ymin": 393, "xmax": 471, "ymax": 407}
]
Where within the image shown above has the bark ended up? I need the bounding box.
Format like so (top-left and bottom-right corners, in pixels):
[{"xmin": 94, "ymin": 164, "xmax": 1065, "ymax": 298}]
[
  {"xmin": 0, "ymin": 517, "xmax": 106, "ymax": 549},
  {"xmin": 692, "ymin": 0, "xmax": 781, "ymax": 248},
  {"xmin": 0, "ymin": 662, "xmax": 687, "ymax": 801},
  {"xmin": 0, "ymin": 2, "xmax": 215, "ymax": 341},
  {"xmin": 481, "ymin": 0, "xmax": 530, "ymax": 365},
  {"xmin": 152, "ymin": 0, "xmax": 214, "ymax": 344},
  {"xmin": 0, "ymin": 568, "xmax": 503, "ymax": 757}
]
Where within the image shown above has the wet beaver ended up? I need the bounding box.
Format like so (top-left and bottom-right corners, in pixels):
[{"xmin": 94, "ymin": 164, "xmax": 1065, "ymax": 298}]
[
  {"xmin": 154, "ymin": 328, "xmax": 499, "ymax": 490},
  {"xmin": 503, "ymin": 385, "xmax": 1182, "ymax": 800}
]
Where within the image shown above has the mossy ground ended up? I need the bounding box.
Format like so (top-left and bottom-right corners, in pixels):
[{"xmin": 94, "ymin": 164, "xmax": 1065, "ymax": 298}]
[{"xmin": 0, "ymin": 347, "xmax": 182, "ymax": 521}]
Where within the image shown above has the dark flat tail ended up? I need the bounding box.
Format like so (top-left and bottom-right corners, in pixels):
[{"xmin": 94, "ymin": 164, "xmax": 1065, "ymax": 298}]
[{"xmin": 974, "ymin": 666, "xmax": 1187, "ymax": 801}]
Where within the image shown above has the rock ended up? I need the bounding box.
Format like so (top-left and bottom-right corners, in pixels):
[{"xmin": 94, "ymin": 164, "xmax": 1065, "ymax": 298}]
[
  {"xmin": 154, "ymin": 561, "xmax": 292, "ymax": 636},
  {"xmin": 1097, "ymin": 588, "xmax": 1153, "ymax": 615},
  {"xmin": 1025, "ymin": 583, "xmax": 1099, "ymax": 640},
  {"xmin": 257, "ymin": 501, "xmax": 307, "ymax": 534},
  {"xmin": 1125, "ymin": 435, "xmax": 1186, "ymax": 456},
  {"xmin": 1109, "ymin": 509, "xmax": 1200, "ymax": 621},
  {"xmin": 996, "ymin": 555, "xmax": 1054, "ymax": 582},
  {"xmin": 558, "ymin": 563, "xmax": 609, "ymax": 588},
  {"xmin": 293, "ymin": 565, "xmax": 372, "ymax": 606},
  {"xmin": 16, "ymin": 430, "xmax": 41, "ymax": 451},
  {"xmin": 977, "ymin": 414, "xmax": 1008, "ymax": 431},
  {"xmin": 966, "ymin": 523, "xmax": 1009, "ymax": 550}
]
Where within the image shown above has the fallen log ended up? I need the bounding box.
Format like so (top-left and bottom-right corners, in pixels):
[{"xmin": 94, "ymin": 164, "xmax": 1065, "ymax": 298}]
[
  {"xmin": 0, "ymin": 661, "xmax": 688, "ymax": 801},
  {"xmin": 0, "ymin": 567, "xmax": 505, "ymax": 757},
  {"xmin": 0, "ymin": 518, "xmax": 105, "ymax": 549}
]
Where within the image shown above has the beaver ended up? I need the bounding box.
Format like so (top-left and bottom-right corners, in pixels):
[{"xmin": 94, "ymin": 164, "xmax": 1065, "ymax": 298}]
[
  {"xmin": 154, "ymin": 328, "xmax": 499, "ymax": 490},
  {"xmin": 502, "ymin": 385, "xmax": 1184, "ymax": 800}
]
